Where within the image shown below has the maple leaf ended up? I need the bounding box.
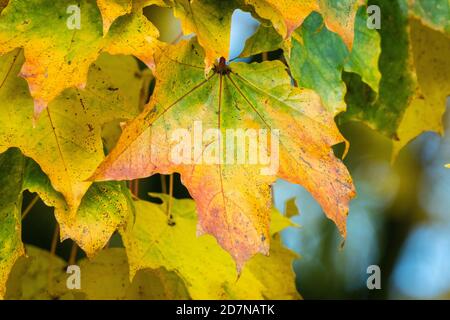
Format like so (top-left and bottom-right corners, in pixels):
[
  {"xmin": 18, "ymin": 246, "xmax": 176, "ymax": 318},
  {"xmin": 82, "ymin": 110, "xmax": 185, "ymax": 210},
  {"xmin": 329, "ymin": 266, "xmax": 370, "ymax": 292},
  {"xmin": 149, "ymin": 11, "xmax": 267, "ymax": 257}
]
[
  {"xmin": 120, "ymin": 195, "xmax": 300, "ymax": 299},
  {"xmin": 97, "ymin": 0, "xmax": 133, "ymax": 36},
  {"xmin": 0, "ymin": 148, "xmax": 25, "ymax": 299},
  {"xmin": 239, "ymin": 24, "xmax": 285, "ymax": 59},
  {"xmin": 340, "ymin": 0, "xmax": 450, "ymax": 158},
  {"xmin": 168, "ymin": 0, "xmax": 238, "ymax": 71},
  {"xmin": 10, "ymin": 245, "xmax": 296, "ymax": 300},
  {"xmin": 23, "ymin": 159, "xmax": 133, "ymax": 258},
  {"xmin": 289, "ymin": 7, "xmax": 381, "ymax": 115},
  {"xmin": 0, "ymin": 148, "xmax": 134, "ymax": 298},
  {"xmin": 408, "ymin": 0, "xmax": 450, "ymax": 35},
  {"xmin": 6, "ymin": 247, "xmax": 177, "ymax": 300},
  {"xmin": 91, "ymin": 38, "xmax": 355, "ymax": 268},
  {"xmin": 96, "ymin": 0, "xmax": 167, "ymax": 35},
  {"xmin": 245, "ymin": 0, "xmax": 359, "ymax": 49},
  {"xmin": 0, "ymin": 49, "xmax": 150, "ymax": 212},
  {"xmin": 284, "ymin": 197, "xmax": 300, "ymax": 218},
  {"xmin": 68, "ymin": 248, "xmax": 190, "ymax": 300},
  {"xmin": 245, "ymin": 0, "xmax": 318, "ymax": 39},
  {"xmin": 392, "ymin": 18, "xmax": 450, "ymax": 158},
  {"xmin": 166, "ymin": 0, "xmax": 360, "ymax": 71},
  {"xmin": 290, "ymin": 12, "xmax": 349, "ymax": 115},
  {"xmin": 316, "ymin": 0, "xmax": 361, "ymax": 50},
  {"xmin": 240, "ymin": 6, "xmax": 381, "ymax": 115},
  {"xmin": 6, "ymin": 205, "xmax": 297, "ymax": 300},
  {"xmin": 342, "ymin": 6, "xmax": 382, "ymax": 94},
  {"xmin": 0, "ymin": 0, "xmax": 160, "ymax": 116},
  {"xmin": 4, "ymin": 246, "xmax": 68, "ymax": 300}
]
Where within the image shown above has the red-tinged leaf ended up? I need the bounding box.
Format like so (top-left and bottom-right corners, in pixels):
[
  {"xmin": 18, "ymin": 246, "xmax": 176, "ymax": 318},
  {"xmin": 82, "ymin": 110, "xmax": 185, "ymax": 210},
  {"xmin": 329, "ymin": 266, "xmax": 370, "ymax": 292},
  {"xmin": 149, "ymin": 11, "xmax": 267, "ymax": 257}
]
[{"xmin": 91, "ymin": 39, "xmax": 355, "ymax": 269}]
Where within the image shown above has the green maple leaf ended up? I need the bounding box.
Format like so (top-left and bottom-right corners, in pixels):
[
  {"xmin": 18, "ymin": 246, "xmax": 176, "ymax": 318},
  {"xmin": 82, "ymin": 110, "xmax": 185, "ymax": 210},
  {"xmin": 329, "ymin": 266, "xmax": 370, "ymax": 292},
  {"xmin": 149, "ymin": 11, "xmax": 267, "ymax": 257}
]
[
  {"xmin": 240, "ymin": 6, "xmax": 382, "ymax": 115},
  {"xmin": 0, "ymin": 148, "xmax": 25, "ymax": 299},
  {"xmin": 341, "ymin": 0, "xmax": 450, "ymax": 158}
]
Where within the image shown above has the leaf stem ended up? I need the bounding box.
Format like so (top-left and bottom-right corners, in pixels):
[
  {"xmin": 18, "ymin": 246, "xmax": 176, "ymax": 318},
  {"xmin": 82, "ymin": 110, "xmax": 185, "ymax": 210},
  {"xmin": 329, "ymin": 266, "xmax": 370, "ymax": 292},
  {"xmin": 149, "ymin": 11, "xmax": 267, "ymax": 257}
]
[
  {"xmin": 21, "ymin": 194, "xmax": 39, "ymax": 220},
  {"xmin": 50, "ymin": 223, "xmax": 60, "ymax": 257},
  {"xmin": 161, "ymin": 174, "xmax": 167, "ymax": 194},
  {"xmin": 271, "ymin": 185, "xmax": 274, "ymax": 205},
  {"xmin": 68, "ymin": 241, "xmax": 78, "ymax": 265},
  {"xmin": 133, "ymin": 179, "xmax": 139, "ymax": 198},
  {"xmin": 171, "ymin": 31, "xmax": 184, "ymax": 44},
  {"xmin": 128, "ymin": 179, "xmax": 140, "ymax": 198},
  {"xmin": 167, "ymin": 174, "xmax": 175, "ymax": 226},
  {"xmin": 130, "ymin": 193, "xmax": 140, "ymax": 200}
]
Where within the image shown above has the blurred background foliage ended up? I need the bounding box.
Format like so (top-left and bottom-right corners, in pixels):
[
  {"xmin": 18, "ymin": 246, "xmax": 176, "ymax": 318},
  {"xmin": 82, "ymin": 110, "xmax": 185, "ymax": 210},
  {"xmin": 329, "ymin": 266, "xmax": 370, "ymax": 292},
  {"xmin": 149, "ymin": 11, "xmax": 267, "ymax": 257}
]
[{"xmin": 19, "ymin": 6, "xmax": 450, "ymax": 300}]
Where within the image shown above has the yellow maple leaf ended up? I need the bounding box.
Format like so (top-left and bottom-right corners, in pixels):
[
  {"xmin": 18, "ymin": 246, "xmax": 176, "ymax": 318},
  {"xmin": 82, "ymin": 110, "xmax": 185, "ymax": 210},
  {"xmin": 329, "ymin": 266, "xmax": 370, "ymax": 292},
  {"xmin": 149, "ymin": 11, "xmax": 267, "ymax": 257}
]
[
  {"xmin": 91, "ymin": 39, "xmax": 355, "ymax": 269},
  {"xmin": 0, "ymin": 0, "xmax": 161, "ymax": 117}
]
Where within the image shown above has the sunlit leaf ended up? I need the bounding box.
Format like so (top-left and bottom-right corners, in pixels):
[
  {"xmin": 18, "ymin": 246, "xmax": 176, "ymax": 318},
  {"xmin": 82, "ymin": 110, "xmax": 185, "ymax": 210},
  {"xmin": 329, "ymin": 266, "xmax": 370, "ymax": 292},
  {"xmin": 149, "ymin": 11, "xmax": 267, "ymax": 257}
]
[
  {"xmin": 0, "ymin": 148, "xmax": 132, "ymax": 296},
  {"xmin": 121, "ymin": 195, "xmax": 301, "ymax": 299},
  {"xmin": 96, "ymin": 0, "xmax": 167, "ymax": 35},
  {"xmin": 0, "ymin": 0, "xmax": 160, "ymax": 116},
  {"xmin": 392, "ymin": 19, "xmax": 450, "ymax": 157},
  {"xmin": 0, "ymin": 50, "xmax": 150, "ymax": 211},
  {"xmin": 239, "ymin": 24, "xmax": 284, "ymax": 58},
  {"xmin": 97, "ymin": 0, "xmax": 132, "ymax": 35},
  {"xmin": 244, "ymin": 0, "xmax": 359, "ymax": 48},
  {"xmin": 244, "ymin": 0, "xmax": 318, "ymax": 39},
  {"xmin": 73, "ymin": 248, "xmax": 190, "ymax": 299},
  {"xmin": 168, "ymin": 0, "xmax": 238, "ymax": 70},
  {"xmin": 91, "ymin": 38, "xmax": 355, "ymax": 268},
  {"xmin": 317, "ymin": 0, "xmax": 360, "ymax": 49},
  {"xmin": 22, "ymin": 159, "xmax": 133, "ymax": 258},
  {"xmin": 0, "ymin": 147, "xmax": 133, "ymax": 266}
]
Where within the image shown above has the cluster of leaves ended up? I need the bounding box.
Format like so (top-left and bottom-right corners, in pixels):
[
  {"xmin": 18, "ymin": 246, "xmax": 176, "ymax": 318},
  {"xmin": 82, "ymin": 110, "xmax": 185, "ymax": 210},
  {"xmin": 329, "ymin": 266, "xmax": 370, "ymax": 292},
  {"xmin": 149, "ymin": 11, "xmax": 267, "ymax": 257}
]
[{"xmin": 0, "ymin": 0, "xmax": 449, "ymax": 299}]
